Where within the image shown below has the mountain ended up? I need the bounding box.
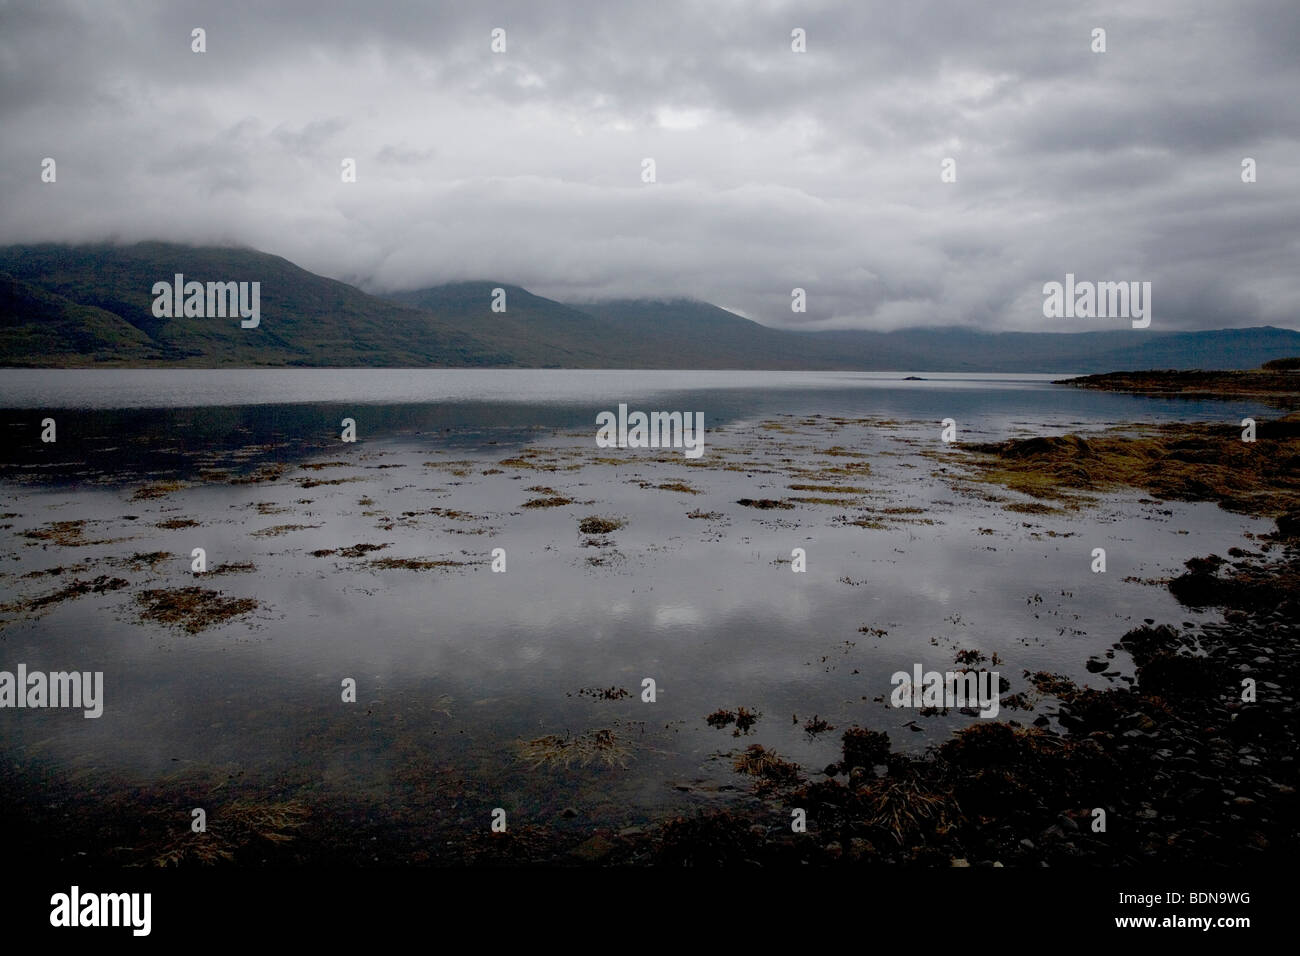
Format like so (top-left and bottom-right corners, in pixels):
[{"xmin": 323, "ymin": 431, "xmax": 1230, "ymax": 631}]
[
  {"xmin": 572, "ymin": 298, "xmax": 853, "ymax": 369},
  {"xmin": 804, "ymin": 326, "xmax": 1300, "ymax": 373},
  {"xmin": 387, "ymin": 282, "xmax": 618, "ymax": 367},
  {"xmin": 0, "ymin": 243, "xmax": 509, "ymax": 367},
  {"xmin": 386, "ymin": 292, "xmax": 843, "ymax": 369},
  {"xmin": 1, "ymin": 242, "xmax": 1298, "ymax": 371}
]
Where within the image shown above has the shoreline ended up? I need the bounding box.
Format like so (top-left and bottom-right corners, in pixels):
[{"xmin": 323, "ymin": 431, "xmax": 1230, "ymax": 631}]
[{"xmin": 1058, "ymin": 368, "xmax": 1300, "ymax": 409}]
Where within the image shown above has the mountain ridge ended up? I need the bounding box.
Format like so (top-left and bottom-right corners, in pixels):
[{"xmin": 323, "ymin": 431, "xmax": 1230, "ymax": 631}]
[{"xmin": 2, "ymin": 242, "xmax": 1297, "ymax": 371}]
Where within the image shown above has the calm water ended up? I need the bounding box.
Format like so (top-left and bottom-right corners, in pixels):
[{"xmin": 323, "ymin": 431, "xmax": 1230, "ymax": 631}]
[{"xmin": 0, "ymin": 370, "xmax": 1274, "ymax": 843}]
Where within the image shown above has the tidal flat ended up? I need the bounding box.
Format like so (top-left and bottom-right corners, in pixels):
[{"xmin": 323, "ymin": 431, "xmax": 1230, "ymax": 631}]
[{"xmin": 0, "ymin": 370, "xmax": 1294, "ymax": 866}]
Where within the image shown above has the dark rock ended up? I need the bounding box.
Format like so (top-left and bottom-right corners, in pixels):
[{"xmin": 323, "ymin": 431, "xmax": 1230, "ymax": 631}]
[{"xmin": 1275, "ymin": 512, "xmax": 1300, "ymax": 538}]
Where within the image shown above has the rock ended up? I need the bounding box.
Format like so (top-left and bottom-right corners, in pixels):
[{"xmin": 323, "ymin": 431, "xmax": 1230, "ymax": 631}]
[
  {"xmin": 569, "ymin": 835, "xmax": 615, "ymax": 863},
  {"xmin": 823, "ymin": 841, "xmax": 843, "ymax": 861},
  {"xmin": 560, "ymin": 807, "xmax": 578, "ymax": 818},
  {"xmin": 951, "ymin": 858, "xmax": 971, "ymax": 867}
]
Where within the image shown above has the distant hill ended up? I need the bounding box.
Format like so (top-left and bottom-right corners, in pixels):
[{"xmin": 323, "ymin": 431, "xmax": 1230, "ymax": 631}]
[
  {"xmin": 573, "ymin": 298, "xmax": 853, "ymax": 369},
  {"xmin": 2, "ymin": 242, "xmax": 1299, "ymax": 371},
  {"xmin": 804, "ymin": 326, "xmax": 1300, "ymax": 373}
]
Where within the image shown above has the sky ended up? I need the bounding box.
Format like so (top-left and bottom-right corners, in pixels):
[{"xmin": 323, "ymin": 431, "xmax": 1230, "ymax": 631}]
[{"xmin": 1, "ymin": 0, "xmax": 1298, "ymax": 332}]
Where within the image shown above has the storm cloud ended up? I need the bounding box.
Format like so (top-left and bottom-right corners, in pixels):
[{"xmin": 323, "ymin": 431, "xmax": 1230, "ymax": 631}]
[{"xmin": 1, "ymin": 0, "xmax": 1297, "ymax": 331}]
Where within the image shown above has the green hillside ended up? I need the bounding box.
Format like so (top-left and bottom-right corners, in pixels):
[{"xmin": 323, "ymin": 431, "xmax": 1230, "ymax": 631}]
[
  {"xmin": 0, "ymin": 243, "xmax": 510, "ymax": 367},
  {"xmin": 0, "ymin": 272, "xmax": 159, "ymax": 365}
]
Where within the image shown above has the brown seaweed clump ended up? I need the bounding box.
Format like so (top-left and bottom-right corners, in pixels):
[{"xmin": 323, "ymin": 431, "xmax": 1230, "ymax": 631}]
[
  {"xmin": 156, "ymin": 518, "xmax": 200, "ymax": 529},
  {"xmin": 20, "ymin": 520, "xmax": 118, "ymax": 547},
  {"xmin": 135, "ymin": 587, "xmax": 259, "ymax": 634},
  {"xmin": 955, "ymin": 414, "xmax": 1300, "ymax": 517},
  {"xmin": 802, "ymin": 714, "xmax": 834, "ymax": 738},
  {"xmin": 838, "ymin": 727, "xmax": 891, "ymax": 773},
  {"xmin": 655, "ymin": 811, "xmax": 772, "ymax": 866},
  {"xmin": 574, "ymin": 686, "xmax": 630, "ymax": 701},
  {"xmin": 732, "ymin": 706, "xmax": 760, "ymax": 736},
  {"xmin": 151, "ymin": 800, "xmax": 310, "ymax": 866},
  {"xmin": 518, "ymin": 729, "xmax": 630, "ymax": 770},
  {"xmin": 131, "ymin": 481, "xmax": 188, "ymax": 501},
  {"xmin": 705, "ymin": 706, "xmax": 760, "ymax": 735},
  {"xmin": 733, "ymin": 745, "xmax": 801, "ymax": 789},
  {"xmin": 250, "ymin": 523, "xmax": 319, "ymax": 537},
  {"xmin": 705, "ymin": 708, "xmax": 736, "ymax": 728},
  {"xmin": 311, "ymin": 542, "xmax": 390, "ymax": 558},
  {"xmin": 855, "ymin": 776, "xmax": 959, "ymax": 845},
  {"xmin": 0, "ymin": 575, "xmax": 130, "ymax": 625},
  {"xmin": 578, "ymin": 516, "xmax": 624, "ymax": 534},
  {"xmin": 655, "ymin": 481, "xmax": 700, "ymax": 494},
  {"xmin": 367, "ymin": 557, "xmax": 470, "ymax": 570},
  {"xmin": 119, "ymin": 551, "xmax": 173, "ymax": 570},
  {"xmin": 1168, "ymin": 550, "xmax": 1300, "ymax": 610}
]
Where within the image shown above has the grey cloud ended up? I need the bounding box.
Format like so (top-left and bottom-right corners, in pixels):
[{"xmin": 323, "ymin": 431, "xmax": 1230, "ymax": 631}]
[{"xmin": 0, "ymin": 0, "xmax": 1295, "ymax": 332}]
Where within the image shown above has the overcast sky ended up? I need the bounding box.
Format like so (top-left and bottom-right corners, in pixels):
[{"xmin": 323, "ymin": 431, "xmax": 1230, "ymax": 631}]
[{"xmin": 2, "ymin": 0, "xmax": 1297, "ymax": 331}]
